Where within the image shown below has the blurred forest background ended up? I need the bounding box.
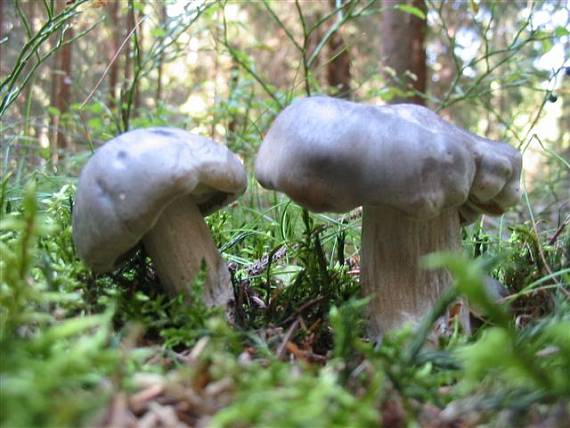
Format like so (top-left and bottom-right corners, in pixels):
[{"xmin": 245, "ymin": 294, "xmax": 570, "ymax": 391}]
[
  {"xmin": 1, "ymin": 0, "xmax": 569, "ymax": 427},
  {"xmin": 2, "ymin": 0, "xmax": 568, "ymax": 171}
]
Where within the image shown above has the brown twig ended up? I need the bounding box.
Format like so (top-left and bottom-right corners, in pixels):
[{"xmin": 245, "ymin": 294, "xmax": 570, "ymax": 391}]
[
  {"xmin": 277, "ymin": 318, "xmax": 300, "ymax": 360},
  {"xmin": 548, "ymin": 218, "xmax": 569, "ymax": 246},
  {"xmin": 129, "ymin": 384, "xmax": 164, "ymax": 414},
  {"xmin": 285, "ymin": 341, "xmax": 327, "ymax": 364},
  {"xmin": 281, "ymin": 295, "xmax": 325, "ymax": 326}
]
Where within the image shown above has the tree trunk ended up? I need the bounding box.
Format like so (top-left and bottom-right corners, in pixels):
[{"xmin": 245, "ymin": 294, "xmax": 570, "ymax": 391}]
[
  {"xmin": 23, "ymin": 0, "xmax": 36, "ymax": 139},
  {"xmin": 49, "ymin": 54, "xmax": 59, "ymax": 164},
  {"xmin": 49, "ymin": 0, "xmax": 74, "ymax": 161},
  {"xmin": 134, "ymin": 0, "xmax": 144, "ymax": 113},
  {"xmin": 56, "ymin": 18, "xmax": 73, "ymax": 151},
  {"xmin": 121, "ymin": 0, "xmax": 136, "ymax": 130},
  {"xmin": 107, "ymin": 0, "xmax": 120, "ymax": 109},
  {"xmin": 380, "ymin": 0, "xmax": 427, "ymax": 105},
  {"xmin": 306, "ymin": 11, "xmax": 323, "ymax": 85},
  {"xmin": 227, "ymin": 62, "xmax": 240, "ymax": 137},
  {"xmin": 124, "ymin": 1, "xmax": 134, "ymax": 88},
  {"xmin": 326, "ymin": 0, "xmax": 351, "ymax": 99},
  {"xmin": 155, "ymin": 2, "xmax": 167, "ymax": 103},
  {"xmin": 210, "ymin": 7, "xmax": 220, "ymax": 139}
]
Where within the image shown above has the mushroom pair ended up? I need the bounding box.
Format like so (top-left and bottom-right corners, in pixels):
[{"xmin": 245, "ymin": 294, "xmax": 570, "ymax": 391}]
[
  {"xmin": 73, "ymin": 98, "xmax": 522, "ymax": 335},
  {"xmin": 255, "ymin": 96, "xmax": 522, "ymax": 336},
  {"xmin": 73, "ymin": 128, "xmax": 247, "ymax": 307}
]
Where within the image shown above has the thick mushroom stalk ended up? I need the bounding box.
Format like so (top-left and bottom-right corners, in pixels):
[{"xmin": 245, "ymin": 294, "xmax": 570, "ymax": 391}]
[
  {"xmin": 72, "ymin": 127, "xmax": 246, "ymax": 308},
  {"xmin": 142, "ymin": 197, "xmax": 232, "ymax": 307},
  {"xmin": 255, "ymin": 96, "xmax": 522, "ymax": 336},
  {"xmin": 361, "ymin": 206, "xmax": 461, "ymax": 335}
]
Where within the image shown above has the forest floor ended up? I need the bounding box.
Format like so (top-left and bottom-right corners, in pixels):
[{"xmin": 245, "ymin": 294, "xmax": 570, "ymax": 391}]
[{"xmin": 1, "ymin": 175, "xmax": 569, "ymax": 428}]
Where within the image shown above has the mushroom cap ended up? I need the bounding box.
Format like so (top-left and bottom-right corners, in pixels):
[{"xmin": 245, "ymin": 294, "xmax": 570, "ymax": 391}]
[
  {"xmin": 73, "ymin": 127, "xmax": 247, "ymax": 273},
  {"xmin": 255, "ymin": 96, "xmax": 521, "ymax": 221}
]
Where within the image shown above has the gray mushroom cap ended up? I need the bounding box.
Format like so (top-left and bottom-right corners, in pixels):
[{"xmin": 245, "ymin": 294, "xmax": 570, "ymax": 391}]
[
  {"xmin": 255, "ymin": 96, "xmax": 521, "ymax": 221},
  {"xmin": 73, "ymin": 127, "xmax": 247, "ymax": 273}
]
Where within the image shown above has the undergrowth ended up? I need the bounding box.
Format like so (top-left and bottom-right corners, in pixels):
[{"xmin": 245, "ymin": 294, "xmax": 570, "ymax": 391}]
[{"xmin": 1, "ymin": 172, "xmax": 568, "ymax": 427}]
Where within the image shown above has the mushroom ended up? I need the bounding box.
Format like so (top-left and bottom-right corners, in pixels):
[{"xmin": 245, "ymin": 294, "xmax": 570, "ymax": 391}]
[
  {"xmin": 255, "ymin": 96, "xmax": 521, "ymax": 336},
  {"xmin": 72, "ymin": 127, "xmax": 247, "ymax": 307}
]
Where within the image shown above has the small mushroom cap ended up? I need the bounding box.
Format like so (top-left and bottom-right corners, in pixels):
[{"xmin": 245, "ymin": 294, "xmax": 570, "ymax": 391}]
[
  {"xmin": 256, "ymin": 96, "xmax": 521, "ymax": 221},
  {"xmin": 73, "ymin": 127, "xmax": 247, "ymax": 273}
]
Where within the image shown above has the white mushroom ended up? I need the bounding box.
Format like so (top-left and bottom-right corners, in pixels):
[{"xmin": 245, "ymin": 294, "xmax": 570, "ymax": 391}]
[
  {"xmin": 255, "ymin": 96, "xmax": 522, "ymax": 336},
  {"xmin": 73, "ymin": 127, "xmax": 247, "ymax": 307}
]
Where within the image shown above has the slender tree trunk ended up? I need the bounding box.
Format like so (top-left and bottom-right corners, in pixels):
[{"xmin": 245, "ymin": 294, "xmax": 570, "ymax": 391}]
[
  {"xmin": 124, "ymin": 0, "xmax": 135, "ymax": 84},
  {"xmin": 210, "ymin": 7, "xmax": 220, "ymax": 139},
  {"xmin": 133, "ymin": 0, "xmax": 144, "ymax": 113},
  {"xmin": 306, "ymin": 11, "xmax": 324, "ymax": 86},
  {"xmin": 155, "ymin": 2, "xmax": 167, "ymax": 103},
  {"xmin": 56, "ymin": 18, "xmax": 74, "ymax": 151},
  {"xmin": 49, "ymin": 0, "xmax": 59, "ymax": 161},
  {"xmin": 124, "ymin": 1, "xmax": 134, "ymax": 88},
  {"xmin": 121, "ymin": 0, "xmax": 136, "ymax": 130},
  {"xmin": 49, "ymin": 52, "xmax": 59, "ymax": 164},
  {"xmin": 107, "ymin": 0, "xmax": 120, "ymax": 109},
  {"xmin": 23, "ymin": 0, "xmax": 36, "ymax": 139},
  {"xmin": 49, "ymin": 0, "xmax": 74, "ymax": 161},
  {"xmin": 326, "ymin": 0, "xmax": 351, "ymax": 99},
  {"xmin": 380, "ymin": 0, "xmax": 427, "ymax": 105},
  {"xmin": 227, "ymin": 63, "xmax": 239, "ymax": 137}
]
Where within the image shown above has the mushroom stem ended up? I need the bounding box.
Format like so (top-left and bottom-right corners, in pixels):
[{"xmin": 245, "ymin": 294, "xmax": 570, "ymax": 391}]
[
  {"xmin": 361, "ymin": 205, "xmax": 467, "ymax": 337},
  {"xmin": 142, "ymin": 197, "xmax": 232, "ymax": 307}
]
